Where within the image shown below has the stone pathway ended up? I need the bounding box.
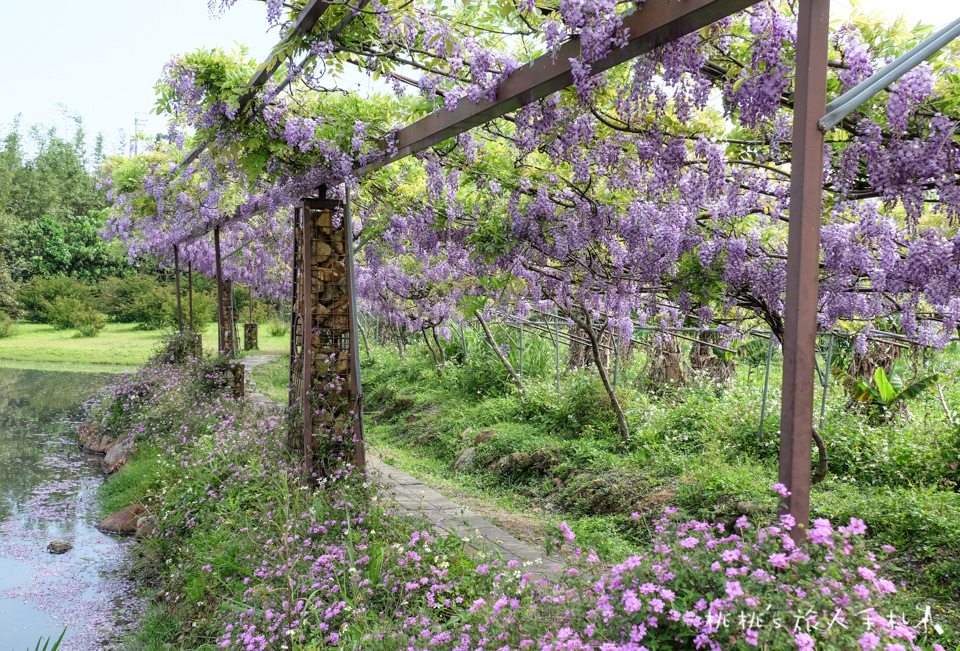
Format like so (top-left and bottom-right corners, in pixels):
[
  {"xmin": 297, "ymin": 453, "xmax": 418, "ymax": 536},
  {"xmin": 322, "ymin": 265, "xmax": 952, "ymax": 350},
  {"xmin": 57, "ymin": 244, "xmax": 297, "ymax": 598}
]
[
  {"xmin": 238, "ymin": 353, "xmax": 565, "ymax": 577},
  {"xmin": 366, "ymin": 451, "xmax": 565, "ymax": 576},
  {"xmin": 237, "ymin": 353, "xmax": 283, "ymax": 409}
]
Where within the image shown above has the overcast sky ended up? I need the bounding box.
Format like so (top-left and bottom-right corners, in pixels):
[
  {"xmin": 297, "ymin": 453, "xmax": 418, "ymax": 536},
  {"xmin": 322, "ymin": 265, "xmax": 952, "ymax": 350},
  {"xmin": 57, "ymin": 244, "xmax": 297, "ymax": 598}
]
[{"xmin": 0, "ymin": 0, "xmax": 955, "ymax": 157}]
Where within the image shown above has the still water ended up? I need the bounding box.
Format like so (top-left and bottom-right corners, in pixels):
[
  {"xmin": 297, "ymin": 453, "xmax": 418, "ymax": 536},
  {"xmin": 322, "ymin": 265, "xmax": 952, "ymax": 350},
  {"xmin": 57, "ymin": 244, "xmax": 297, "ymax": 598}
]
[{"xmin": 0, "ymin": 368, "xmax": 141, "ymax": 650}]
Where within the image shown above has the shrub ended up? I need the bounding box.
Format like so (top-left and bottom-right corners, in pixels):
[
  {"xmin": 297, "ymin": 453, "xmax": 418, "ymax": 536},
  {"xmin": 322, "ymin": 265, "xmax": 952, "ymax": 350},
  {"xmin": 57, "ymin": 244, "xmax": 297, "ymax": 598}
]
[
  {"xmin": 0, "ymin": 316, "xmax": 16, "ymax": 339},
  {"xmin": 0, "ymin": 255, "xmax": 22, "ymax": 319},
  {"xmin": 266, "ymin": 319, "xmax": 288, "ymax": 337},
  {"xmin": 17, "ymin": 275, "xmax": 92, "ymax": 323},
  {"xmin": 45, "ymin": 296, "xmax": 101, "ymax": 331},
  {"xmin": 98, "ymin": 274, "xmax": 160, "ymax": 322},
  {"xmin": 149, "ymin": 330, "xmax": 204, "ymax": 365},
  {"xmin": 72, "ymin": 307, "xmax": 106, "ymax": 337}
]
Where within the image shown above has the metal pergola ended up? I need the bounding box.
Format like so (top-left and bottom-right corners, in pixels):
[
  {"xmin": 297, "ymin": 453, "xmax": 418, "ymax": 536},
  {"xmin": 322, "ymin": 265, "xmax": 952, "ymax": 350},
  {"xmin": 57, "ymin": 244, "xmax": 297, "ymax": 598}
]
[{"xmin": 166, "ymin": 0, "xmax": 960, "ymax": 543}]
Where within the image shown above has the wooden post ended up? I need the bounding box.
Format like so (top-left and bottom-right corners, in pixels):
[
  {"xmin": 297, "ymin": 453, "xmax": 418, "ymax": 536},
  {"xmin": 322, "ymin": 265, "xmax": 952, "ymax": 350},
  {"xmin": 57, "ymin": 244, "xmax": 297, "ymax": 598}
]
[{"xmin": 779, "ymin": 0, "xmax": 830, "ymax": 545}]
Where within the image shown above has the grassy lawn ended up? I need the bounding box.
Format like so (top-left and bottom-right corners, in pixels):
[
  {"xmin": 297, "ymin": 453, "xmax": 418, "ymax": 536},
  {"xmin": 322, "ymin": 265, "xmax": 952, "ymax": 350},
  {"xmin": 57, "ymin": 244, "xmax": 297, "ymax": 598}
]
[
  {"xmin": 0, "ymin": 320, "xmax": 292, "ymax": 372},
  {"xmin": 238, "ymin": 322, "xmax": 290, "ymax": 356},
  {"xmin": 0, "ymin": 322, "xmax": 213, "ymax": 370}
]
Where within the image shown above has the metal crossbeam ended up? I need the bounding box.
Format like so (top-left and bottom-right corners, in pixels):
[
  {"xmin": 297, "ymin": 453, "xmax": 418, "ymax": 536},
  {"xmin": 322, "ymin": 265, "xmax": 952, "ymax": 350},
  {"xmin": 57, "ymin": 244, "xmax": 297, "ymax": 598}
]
[
  {"xmin": 355, "ymin": 0, "xmax": 763, "ymax": 176},
  {"xmin": 176, "ymin": 0, "xmax": 763, "ymax": 244},
  {"xmin": 820, "ymin": 14, "xmax": 960, "ymax": 131}
]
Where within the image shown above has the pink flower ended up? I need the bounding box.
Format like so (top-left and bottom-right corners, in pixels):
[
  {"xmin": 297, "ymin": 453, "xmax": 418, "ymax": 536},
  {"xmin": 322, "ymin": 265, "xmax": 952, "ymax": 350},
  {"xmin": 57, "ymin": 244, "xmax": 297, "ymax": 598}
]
[
  {"xmin": 771, "ymin": 482, "xmax": 791, "ymax": 497},
  {"xmin": 725, "ymin": 580, "xmax": 744, "ymax": 598},
  {"xmin": 559, "ymin": 521, "xmax": 576, "ymax": 543},
  {"xmin": 841, "ymin": 517, "xmax": 867, "ymax": 536},
  {"xmin": 768, "ymin": 553, "xmax": 788, "ymax": 568},
  {"xmin": 795, "ymin": 632, "xmax": 815, "ymax": 651},
  {"xmin": 857, "ymin": 634, "xmax": 881, "ymax": 651}
]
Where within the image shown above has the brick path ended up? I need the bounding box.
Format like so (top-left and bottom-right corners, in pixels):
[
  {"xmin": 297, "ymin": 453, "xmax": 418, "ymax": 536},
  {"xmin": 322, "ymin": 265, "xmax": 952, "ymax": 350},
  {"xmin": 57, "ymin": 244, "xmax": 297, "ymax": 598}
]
[{"xmin": 239, "ymin": 353, "xmax": 565, "ymax": 576}]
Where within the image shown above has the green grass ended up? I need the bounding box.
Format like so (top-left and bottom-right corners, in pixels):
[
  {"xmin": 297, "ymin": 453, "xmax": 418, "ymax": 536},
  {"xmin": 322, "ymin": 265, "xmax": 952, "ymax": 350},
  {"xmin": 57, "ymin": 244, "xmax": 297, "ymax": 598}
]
[
  {"xmin": 0, "ymin": 320, "xmax": 292, "ymax": 371},
  {"xmin": 247, "ymin": 354, "xmax": 291, "ymax": 403},
  {"xmin": 238, "ymin": 323, "xmax": 290, "ymax": 356}
]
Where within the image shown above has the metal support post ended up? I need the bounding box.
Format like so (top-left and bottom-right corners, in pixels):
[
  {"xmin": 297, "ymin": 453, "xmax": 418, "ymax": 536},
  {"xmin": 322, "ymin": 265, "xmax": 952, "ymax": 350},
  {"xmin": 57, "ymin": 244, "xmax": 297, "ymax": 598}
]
[
  {"xmin": 778, "ymin": 0, "xmax": 830, "ymax": 544},
  {"xmin": 214, "ymin": 227, "xmax": 225, "ymax": 354},
  {"xmin": 613, "ymin": 330, "xmax": 620, "ymax": 387},
  {"xmin": 173, "ymin": 245, "xmax": 183, "ymax": 333},
  {"xmin": 555, "ymin": 316, "xmax": 561, "ymax": 395},
  {"xmin": 818, "ymin": 334, "xmax": 834, "ymax": 430},
  {"xmin": 302, "ymin": 201, "xmax": 315, "ymax": 482},
  {"xmin": 187, "ymin": 260, "xmax": 194, "ymax": 330},
  {"xmin": 519, "ymin": 321, "xmax": 524, "ymax": 377},
  {"xmin": 345, "ymin": 186, "xmax": 366, "ymax": 470},
  {"xmin": 759, "ymin": 333, "xmax": 775, "ymax": 441}
]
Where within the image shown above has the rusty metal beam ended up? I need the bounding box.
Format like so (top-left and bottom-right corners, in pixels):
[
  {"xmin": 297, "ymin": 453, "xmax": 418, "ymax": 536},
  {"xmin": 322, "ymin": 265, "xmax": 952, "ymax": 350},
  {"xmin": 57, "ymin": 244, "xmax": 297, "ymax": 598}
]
[
  {"xmin": 302, "ymin": 200, "xmax": 315, "ymax": 482},
  {"xmin": 355, "ymin": 0, "xmax": 763, "ymax": 176},
  {"xmin": 779, "ymin": 0, "xmax": 831, "ymax": 545}
]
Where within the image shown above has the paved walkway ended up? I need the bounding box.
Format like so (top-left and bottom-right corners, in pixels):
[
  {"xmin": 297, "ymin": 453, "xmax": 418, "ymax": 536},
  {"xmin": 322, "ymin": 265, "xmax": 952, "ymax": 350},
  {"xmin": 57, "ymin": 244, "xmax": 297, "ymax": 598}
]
[
  {"xmin": 238, "ymin": 353, "xmax": 565, "ymax": 576},
  {"xmin": 238, "ymin": 353, "xmax": 284, "ymax": 409},
  {"xmin": 366, "ymin": 453, "xmax": 564, "ymax": 576}
]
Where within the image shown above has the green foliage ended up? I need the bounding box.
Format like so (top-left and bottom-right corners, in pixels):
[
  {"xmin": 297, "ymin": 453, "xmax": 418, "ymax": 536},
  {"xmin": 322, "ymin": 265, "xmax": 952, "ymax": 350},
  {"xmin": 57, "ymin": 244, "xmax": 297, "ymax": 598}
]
[
  {"xmin": 97, "ymin": 274, "xmax": 160, "ymax": 322},
  {"xmin": 22, "ymin": 628, "xmax": 66, "ymax": 651},
  {"xmin": 17, "ymin": 275, "xmax": 92, "ymax": 323},
  {"xmin": 0, "ymin": 255, "xmax": 22, "ymax": 319},
  {"xmin": 16, "ymin": 212, "xmax": 127, "ymax": 281},
  {"xmin": 149, "ymin": 330, "xmax": 204, "ymax": 366},
  {"xmin": 98, "ymin": 274, "xmax": 215, "ymax": 329},
  {"xmin": 853, "ymin": 358, "xmax": 940, "ymax": 422},
  {"xmin": 266, "ymin": 319, "xmax": 288, "ymax": 337},
  {"xmin": 0, "ymin": 117, "xmax": 105, "ymax": 228},
  {"xmin": 0, "ymin": 118, "xmax": 110, "ymax": 283},
  {"xmin": 0, "ymin": 316, "xmax": 15, "ymax": 339}
]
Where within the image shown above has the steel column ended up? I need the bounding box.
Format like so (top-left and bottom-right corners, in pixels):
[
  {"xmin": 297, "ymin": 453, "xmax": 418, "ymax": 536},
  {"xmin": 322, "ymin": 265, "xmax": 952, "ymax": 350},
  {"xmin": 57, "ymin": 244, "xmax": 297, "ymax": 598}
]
[
  {"xmin": 758, "ymin": 334, "xmax": 775, "ymax": 441},
  {"xmin": 214, "ymin": 227, "xmax": 225, "ymax": 354},
  {"xmin": 187, "ymin": 260, "xmax": 194, "ymax": 330},
  {"xmin": 173, "ymin": 245, "xmax": 183, "ymax": 333},
  {"xmin": 345, "ymin": 186, "xmax": 366, "ymax": 470},
  {"xmin": 818, "ymin": 334, "xmax": 834, "ymax": 430},
  {"xmin": 302, "ymin": 201, "xmax": 315, "ymax": 482},
  {"xmin": 289, "ymin": 207, "xmax": 300, "ymax": 390},
  {"xmin": 778, "ymin": 0, "xmax": 831, "ymax": 544}
]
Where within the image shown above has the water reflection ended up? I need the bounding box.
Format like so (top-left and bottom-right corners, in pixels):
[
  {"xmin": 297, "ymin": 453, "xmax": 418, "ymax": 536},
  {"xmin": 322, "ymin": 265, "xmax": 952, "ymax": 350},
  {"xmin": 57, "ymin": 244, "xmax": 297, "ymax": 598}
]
[{"xmin": 0, "ymin": 368, "xmax": 142, "ymax": 649}]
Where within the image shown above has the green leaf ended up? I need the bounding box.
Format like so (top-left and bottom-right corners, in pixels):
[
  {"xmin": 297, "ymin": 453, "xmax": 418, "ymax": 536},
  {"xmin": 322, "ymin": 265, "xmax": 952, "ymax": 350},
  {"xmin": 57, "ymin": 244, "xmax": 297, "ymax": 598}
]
[
  {"xmin": 874, "ymin": 367, "xmax": 897, "ymax": 404},
  {"xmin": 894, "ymin": 374, "xmax": 940, "ymax": 404}
]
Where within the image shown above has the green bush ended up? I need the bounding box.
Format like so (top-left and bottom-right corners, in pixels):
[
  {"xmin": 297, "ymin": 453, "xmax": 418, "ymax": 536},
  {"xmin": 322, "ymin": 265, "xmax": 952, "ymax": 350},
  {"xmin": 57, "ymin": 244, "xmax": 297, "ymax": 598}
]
[
  {"xmin": 98, "ymin": 274, "xmax": 160, "ymax": 322},
  {"xmin": 0, "ymin": 316, "xmax": 16, "ymax": 338},
  {"xmin": 0, "ymin": 255, "xmax": 23, "ymax": 319},
  {"xmin": 266, "ymin": 319, "xmax": 289, "ymax": 337},
  {"xmin": 17, "ymin": 275, "xmax": 92, "ymax": 323},
  {"xmin": 100, "ymin": 275, "xmax": 215, "ymax": 330}
]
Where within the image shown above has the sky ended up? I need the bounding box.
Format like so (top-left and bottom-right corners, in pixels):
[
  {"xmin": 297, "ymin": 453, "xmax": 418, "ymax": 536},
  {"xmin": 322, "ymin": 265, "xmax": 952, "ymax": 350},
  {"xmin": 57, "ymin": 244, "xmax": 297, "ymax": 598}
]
[{"xmin": 0, "ymin": 0, "xmax": 955, "ymax": 158}]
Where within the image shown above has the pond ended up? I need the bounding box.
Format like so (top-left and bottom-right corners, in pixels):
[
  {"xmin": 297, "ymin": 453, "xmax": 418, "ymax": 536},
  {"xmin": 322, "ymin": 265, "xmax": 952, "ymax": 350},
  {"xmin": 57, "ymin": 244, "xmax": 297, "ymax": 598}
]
[{"xmin": 0, "ymin": 368, "xmax": 142, "ymax": 650}]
